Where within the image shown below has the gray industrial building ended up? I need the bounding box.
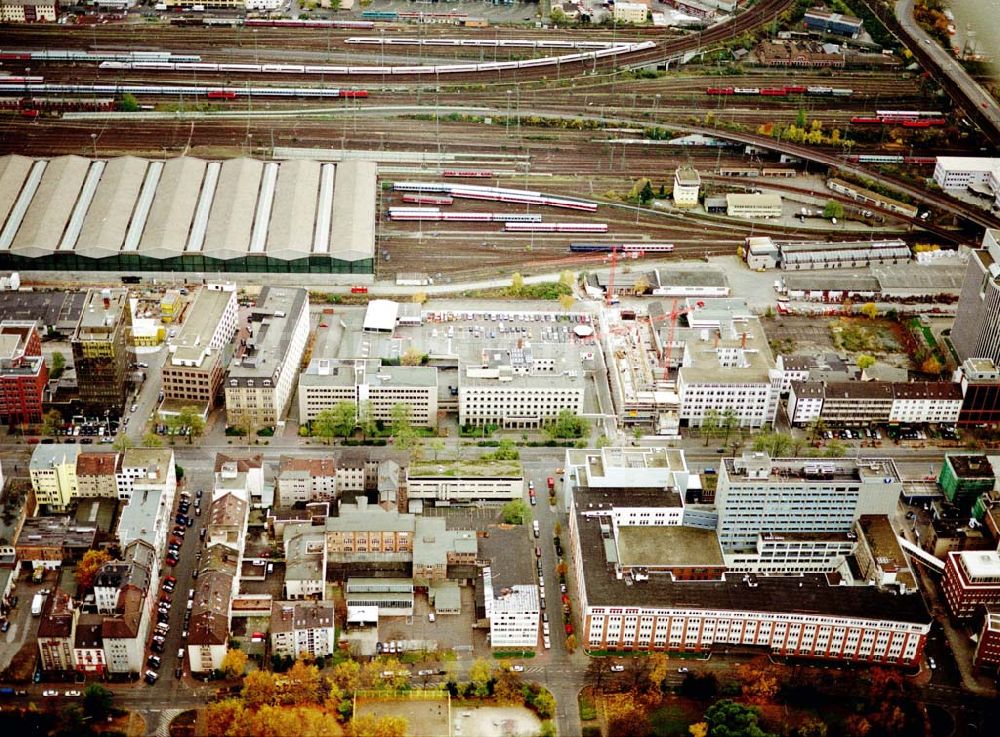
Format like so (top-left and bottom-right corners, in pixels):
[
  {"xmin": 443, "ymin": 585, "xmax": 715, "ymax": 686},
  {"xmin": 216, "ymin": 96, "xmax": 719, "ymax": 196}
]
[{"xmin": 0, "ymin": 154, "xmax": 376, "ymax": 277}]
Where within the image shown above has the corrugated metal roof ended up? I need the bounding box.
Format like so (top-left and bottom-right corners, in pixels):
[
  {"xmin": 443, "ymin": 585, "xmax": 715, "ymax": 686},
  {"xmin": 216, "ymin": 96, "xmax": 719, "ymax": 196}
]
[
  {"xmin": 76, "ymin": 156, "xmax": 148, "ymax": 258},
  {"xmin": 312, "ymin": 162, "xmax": 335, "ymax": 256},
  {"xmin": 59, "ymin": 160, "xmax": 105, "ymax": 252},
  {"xmin": 203, "ymin": 158, "xmax": 262, "ymax": 259},
  {"xmin": 330, "ymin": 160, "xmax": 376, "ymax": 262},
  {"xmin": 248, "ymin": 162, "xmax": 279, "ymax": 254},
  {"xmin": 11, "ymin": 155, "xmax": 90, "ymax": 257},
  {"xmin": 266, "ymin": 159, "xmax": 321, "ymax": 261},
  {"xmin": 139, "ymin": 157, "xmax": 206, "ymax": 259},
  {"xmin": 0, "ymin": 158, "xmax": 44, "ymax": 251},
  {"xmin": 0, "ymin": 155, "xmax": 33, "ymax": 237}
]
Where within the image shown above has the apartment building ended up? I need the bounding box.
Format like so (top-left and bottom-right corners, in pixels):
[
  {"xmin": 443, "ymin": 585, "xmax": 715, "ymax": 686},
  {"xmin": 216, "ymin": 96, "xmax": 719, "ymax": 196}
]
[
  {"xmin": 569, "ymin": 486, "xmax": 930, "ymax": 664},
  {"xmin": 673, "ymin": 166, "xmax": 701, "ymax": 208},
  {"xmin": 715, "ymin": 453, "xmax": 902, "ymax": 552},
  {"xmin": 613, "ymin": 2, "xmax": 647, "ymax": 23},
  {"xmin": 0, "ymin": 320, "xmax": 48, "ymax": 424},
  {"xmin": 788, "ymin": 380, "xmax": 963, "ymax": 426},
  {"xmin": 284, "ymin": 528, "xmax": 326, "ymax": 600},
  {"xmin": 406, "ymin": 459, "xmax": 524, "ymax": 505},
  {"xmin": 161, "ymin": 285, "xmax": 238, "ymax": 414},
  {"xmin": 270, "ymin": 601, "xmax": 337, "ymax": 658},
  {"xmin": 225, "ymin": 287, "xmax": 309, "ymax": 428},
  {"xmin": 115, "ymin": 449, "xmax": 176, "ymax": 557},
  {"xmin": 38, "ymin": 590, "xmax": 77, "ymax": 672},
  {"xmin": 206, "ymin": 492, "xmax": 249, "ymax": 558},
  {"xmin": 73, "ymin": 617, "xmax": 105, "ymax": 676},
  {"xmin": 188, "ymin": 569, "xmax": 234, "ymax": 673},
  {"xmin": 94, "ymin": 540, "xmax": 155, "ymax": 615},
  {"xmin": 953, "ymin": 229, "xmax": 1000, "ymax": 364},
  {"xmin": 214, "ymin": 453, "xmax": 266, "ymax": 507},
  {"xmin": 943, "ymin": 550, "xmax": 1000, "ymax": 620},
  {"xmin": 675, "ymin": 305, "xmax": 779, "ymax": 429},
  {"xmin": 71, "ymin": 288, "xmax": 133, "ymax": 414},
  {"xmin": 75, "ymin": 452, "xmax": 120, "ymax": 499},
  {"xmin": 29, "ymin": 444, "xmax": 81, "ymax": 510},
  {"xmin": 102, "ymin": 585, "xmax": 150, "ymax": 674},
  {"xmin": 298, "ymin": 357, "xmax": 439, "ymax": 427},
  {"xmin": 458, "ymin": 342, "xmax": 585, "ymax": 428},
  {"xmin": 276, "ymin": 457, "xmax": 339, "ymax": 505},
  {"xmin": 0, "ymin": 0, "xmax": 59, "ymax": 22}
]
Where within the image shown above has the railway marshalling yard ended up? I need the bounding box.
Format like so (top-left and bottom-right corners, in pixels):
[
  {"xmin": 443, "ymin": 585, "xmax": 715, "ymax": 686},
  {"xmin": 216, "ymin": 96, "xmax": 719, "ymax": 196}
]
[{"xmin": 1, "ymin": 10, "xmax": 998, "ymax": 284}]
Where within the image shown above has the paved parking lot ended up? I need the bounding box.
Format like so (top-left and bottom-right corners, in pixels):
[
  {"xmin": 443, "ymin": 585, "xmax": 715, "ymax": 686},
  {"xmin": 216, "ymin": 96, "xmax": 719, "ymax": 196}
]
[{"xmin": 379, "ymin": 588, "xmax": 478, "ymax": 653}]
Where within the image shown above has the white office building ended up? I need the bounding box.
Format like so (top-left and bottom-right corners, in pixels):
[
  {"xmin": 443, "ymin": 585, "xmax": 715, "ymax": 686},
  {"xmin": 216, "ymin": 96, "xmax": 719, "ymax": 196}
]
[
  {"xmin": 715, "ymin": 452, "xmax": 903, "ymax": 552},
  {"xmin": 458, "ymin": 343, "xmax": 586, "ymax": 429},
  {"xmin": 933, "ymin": 156, "xmax": 1000, "ymax": 190},
  {"xmin": 484, "ymin": 567, "xmax": 540, "ymax": 649},
  {"xmin": 673, "ymin": 166, "xmax": 701, "ymax": 208},
  {"xmin": 225, "ymin": 287, "xmax": 310, "ymax": 428},
  {"xmin": 298, "ymin": 358, "xmax": 439, "ymax": 427},
  {"xmin": 406, "ymin": 459, "xmax": 524, "ymax": 505}
]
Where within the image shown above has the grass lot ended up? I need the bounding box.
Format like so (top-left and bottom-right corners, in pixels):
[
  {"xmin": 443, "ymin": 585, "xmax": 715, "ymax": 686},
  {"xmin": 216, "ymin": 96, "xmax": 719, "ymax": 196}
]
[
  {"xmin": 828, "ymin": 317, "xmax": 901, "ymax": 354},
  {"xmin": 579, "ymin": 693, "xmax": 597, "ymax": 721},
  {"xmin": 649, "ymin": 699, "xmax": 704, "ymax": 737}
]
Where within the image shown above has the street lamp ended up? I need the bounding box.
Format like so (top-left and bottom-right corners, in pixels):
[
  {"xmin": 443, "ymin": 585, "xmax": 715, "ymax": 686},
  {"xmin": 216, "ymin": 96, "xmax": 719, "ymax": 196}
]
[{"xmin": 90, "ymin": 133, "xmax": 97, "ymax": 159}]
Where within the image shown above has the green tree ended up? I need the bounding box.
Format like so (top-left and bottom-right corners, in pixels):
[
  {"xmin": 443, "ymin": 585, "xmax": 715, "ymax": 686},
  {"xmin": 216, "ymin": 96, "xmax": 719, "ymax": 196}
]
[
  {"xmin": 796, "ymin": 108, "xmax": 808, "ymax": 128},
  {"xmin": 559, "ymin": 270, "xmax": 576, "ymax": 289},
  {"xmin": 532, "ymin": 689, "xmax": 556, "ymax": 719},
  {"xmin": 823, "ymin": 200, "xmax": 844, "ymax": 220},
  {"xmin": 142, "ymin": 431, "xmax": 163, "ymax": 448},
  {"xmin": 82, "ymin": 683, "xmax": 113, "ymax": 719},
  {"xmin": 807, "ymin": 417, "xmax": 827, "ymax": 442},
  {"xmin": 113, "ymin": 433, "xmax": 135, "ymax": 452},
  {"xmin": 121, "ymin": 93, "xmax": 139, "ymax": 112},
  {"xmin": 823, "ymin": 440, "xmax": 847, "ymax": 458},
  {"xmin": 51, "ymin": 351, "xmax": 66, "ymax": 378},
  {"xmin": 314, "ymin": 403, "xmax": 356, "ymax": 443},
  {"xmin": 545, "ymin": 409, "xmax": 589, "ymax": 439},
  {"xmin": 720, "ymin": 409, "xmax": 739, "ymax": 446},
  {"xmin": 511, "ymin": 273, "xmax": 525, "ymax": 295},
  {"xmin": 401, "ymin": 347, "xmax": 424, "ymax": 366},
  {"xmin": 177, "ymin": 405, "xmax": 205, "ymax": 444},
  {"xmin": 428, "ymin": 437, "xmax": 445, "ymax": 461},
  {"xmin": 501, "ymin": 498, "xmax": 529, "ymax": 525},
  {"xmin": 358, "ymin": 400, "xmax": 376, "ymax": 441},
  {"xmin": 702, "ymin": 409, "xmax": 720, "ymax": 447},
  {"xmin": 704, "ymin": 700, "xmax": 775, "ymax": 737},
  {"xmin": 487, "ymin": 438, "xmax": 519, "ymax": 461},
  {"xmin": 390, "ymin": 403, "xmax": 417, "ymax": 449},
  {"xmin": 857, "ymin": 354, "xmax": 876, "ymax": 371},
  {"xmin": 639, "ymin": 180, "xmax": 655, "ymax": 204},
  {"xmin": 40, "ymin": 409, "xmax": 63, "ymax": 436},
  {"xmin": 468, "ymin": 658, "xmax": 493, "ymax": 697}
]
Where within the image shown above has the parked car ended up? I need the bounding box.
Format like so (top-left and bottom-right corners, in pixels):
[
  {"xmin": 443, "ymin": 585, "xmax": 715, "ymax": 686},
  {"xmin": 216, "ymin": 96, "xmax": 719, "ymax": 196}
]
[
  {"xmin": 144, "ymin": 670, "xmax": 159, "ymax": 684},
  {"xmin": 610, "ymin": 664, "xmax": 625, "ymax": 672}
]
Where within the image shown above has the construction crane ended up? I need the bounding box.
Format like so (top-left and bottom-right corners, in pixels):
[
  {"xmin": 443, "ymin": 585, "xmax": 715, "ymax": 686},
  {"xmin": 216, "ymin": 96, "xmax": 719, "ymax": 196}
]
[{"xmin": 654, "ymin": 298, "xmax": 704, "ymax": 380}]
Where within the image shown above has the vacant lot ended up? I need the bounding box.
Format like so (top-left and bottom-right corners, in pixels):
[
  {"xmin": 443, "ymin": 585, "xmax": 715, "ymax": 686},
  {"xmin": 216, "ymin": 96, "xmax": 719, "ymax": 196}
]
[{"xmin": 355, "ymin": 695, "xmax": 451, "ymax": 737}]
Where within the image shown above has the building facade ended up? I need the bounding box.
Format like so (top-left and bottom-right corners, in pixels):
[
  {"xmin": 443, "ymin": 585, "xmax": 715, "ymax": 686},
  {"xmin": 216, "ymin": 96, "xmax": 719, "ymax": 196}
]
[
  {"xmin": 0, "ymin": 0, "xmax": 58, "ymax": 22},
  {"xmin": 933, "ymin": 157, "xmax": 1000, "ymax": 190},
  {"xmin": 715, "ymin": 453, "xmax": 902, "ymax": 552},
  {"xmin": 76, "ymin": 452, "xmax": 120, "ymax": 499},
  {"xmin": 38, "ymin": 590, "xmax": 77, "ymax": 672},
  {"xmin": 269, "ymin": 601, "xmax": 337, "ymax": 658},
  {"xmin": 29, "ymin": 444, "xmax": 80, "ymax": 510},
  {"xmin": 0, "ymin": 320, "xmax": 48, "ymax": 424},
  {"xmin": 938, "ymin": 454, "xmax": 995, "ymax": 510},
  {"xmin": 225, "ymin": 287, "xmax": 309, "ymax": 428},
  {"xmin": 161, "ymin": 284, "xmax": 238, "ymax": 414},
  {"xmin": 406, "ymin": 460, "xmax": 523, "ymax": 505},
  {"xmin": 71, "ymin": 288, "xmax": 133, "ymax": 415},
  {"xmin": 953, "ymin": 229, "xmax": 1000, "ymax": 364},
  {"xmin": 673, "ymin": 166, "xmax": 700, "ymax": 208},
  {"xmin": 943, "ymin": 550, "xmax": 1000, "ymax": 620}
]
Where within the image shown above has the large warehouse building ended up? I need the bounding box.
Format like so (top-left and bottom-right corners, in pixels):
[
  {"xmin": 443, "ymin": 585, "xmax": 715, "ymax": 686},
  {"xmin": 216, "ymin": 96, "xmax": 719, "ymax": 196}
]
[{"xmin": 0, "ymin": 154, "xmax": 376, "ymax": 279}]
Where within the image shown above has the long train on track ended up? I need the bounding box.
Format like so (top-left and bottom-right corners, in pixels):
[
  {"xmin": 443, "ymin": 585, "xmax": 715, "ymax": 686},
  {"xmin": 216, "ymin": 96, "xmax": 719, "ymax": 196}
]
[
  {"xmin": 0, "ymin": 83, "xmax": 367, "ymax": 98},
  {"xmin": 95, "ymin": 41, "xmax": 656, "ymax": 77},
  {"xmin": 569, "ymin": 243, "xmax": 675, "ymax": 253},
  {"xmin": 707, "ymin": 85, "xmax": 854, "ymax": 97},
  {"xmin": 388, "ymin": 208, "xmax": 542, "ymax": 222},
  {"xmin": 392, "ymin": 182, "xmax": 598, "ymax": 212},
  {"xmin": 505, "ymin": 222, "xmax": 608, "ymax": 233}
]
